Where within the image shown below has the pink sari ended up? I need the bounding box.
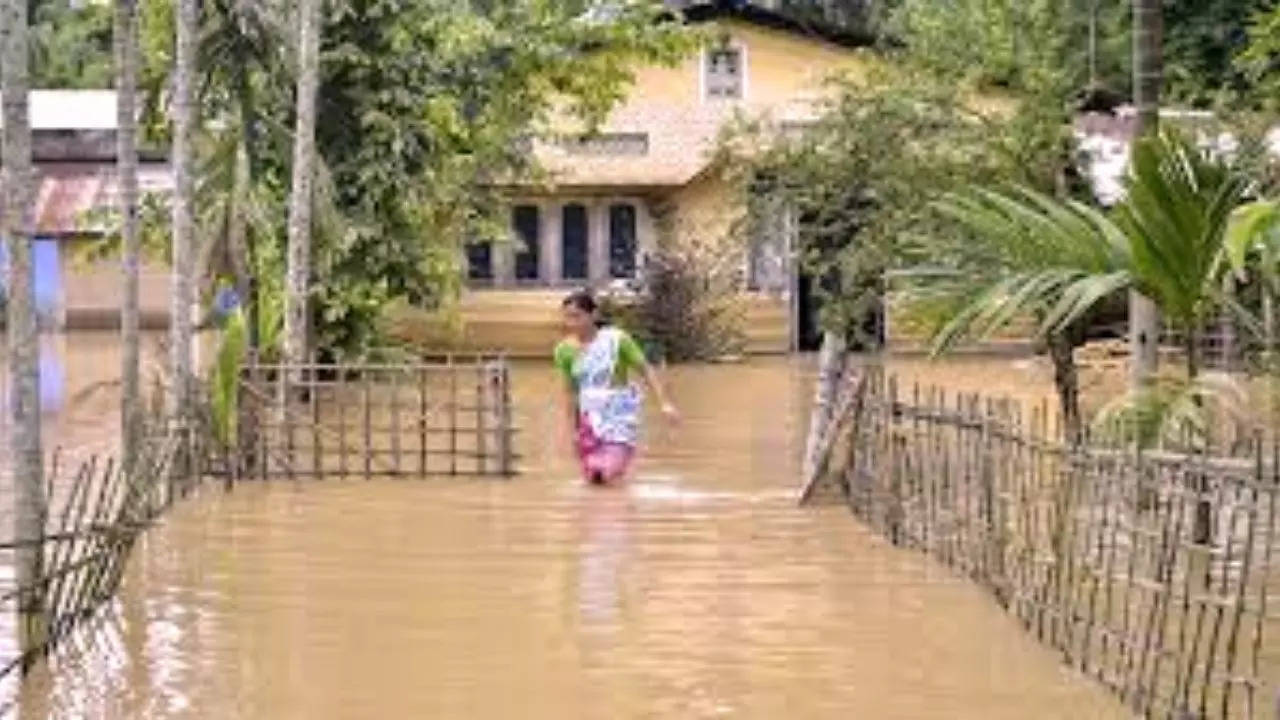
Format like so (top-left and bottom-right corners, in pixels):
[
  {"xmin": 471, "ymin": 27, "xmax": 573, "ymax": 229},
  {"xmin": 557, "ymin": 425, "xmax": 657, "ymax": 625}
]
[{"xmin": 576, "ymin": 413, "xmax": 634, "ymax": 484}]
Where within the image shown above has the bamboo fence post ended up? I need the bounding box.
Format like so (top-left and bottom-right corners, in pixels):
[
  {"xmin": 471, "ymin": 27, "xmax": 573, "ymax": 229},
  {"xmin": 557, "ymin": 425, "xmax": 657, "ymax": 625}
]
[
  {"xmin": 257, "ymin": 366, "xmax": 268, "ymax": 482},
  {"xmin": 1128, "ymin": 459, "xmax": 1171, "ymax": 708},
  {"xmin": 1172, "ymin": 460, "xmax": 1206, "ymax": 713},
  {"xmin": 312, "ymin": 363, "xmax": 322, "ymax": 479},
  {"xmin": 1180, "ymin": 451, "xmax": 1214, "ymax": 715},
  {"xmin": 1197, "ymin": 467, "xmax": 1240, "ymax": 716},
  {"xmin": 338, "ymin": 370, "xmax": 348, "ymax": 478},
  {"xmin": 284, "ymin": 366, "xmax": 296, "ymax": 480},
  {"xmin": 43, "ymin": 459, "xmax": 96, "ymax": 632},
  {"xmin": 391, "ymin": 366, "xmax": 402, "ymax": 477},
  {"xmin": 363, "ymin": 369, "xmax": 373, "ymax": 481},
  {"xmin": 418, "ymin": 367, "xmax": 428, "ymax": 476},
  {"xmin": 475, "ymin": 362, "xmax": 488, "ymax": 475},
  {"xmin": 1248, "ymin": 439, "xmax": 1277, "ymax": 720},
  {"xmin": 498, "ymin": 361, "xmax": 514, "ymax": 477},
  {"xmin": 449, "ymin": 355, "xmax": 459, "ymax": 476}
]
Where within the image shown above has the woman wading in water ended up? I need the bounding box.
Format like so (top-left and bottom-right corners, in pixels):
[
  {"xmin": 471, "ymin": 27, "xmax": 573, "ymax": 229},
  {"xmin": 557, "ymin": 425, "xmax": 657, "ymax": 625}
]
[{"xmin": 555, "ymin": 290, "xmax": 678, "ymax": 485}]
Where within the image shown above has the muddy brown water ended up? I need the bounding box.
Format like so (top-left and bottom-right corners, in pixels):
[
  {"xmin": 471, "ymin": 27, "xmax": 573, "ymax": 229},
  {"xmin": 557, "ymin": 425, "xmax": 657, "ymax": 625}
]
[{"xmin": 0, "ymin": 334, "xmax": 1130, "ymax": 718}]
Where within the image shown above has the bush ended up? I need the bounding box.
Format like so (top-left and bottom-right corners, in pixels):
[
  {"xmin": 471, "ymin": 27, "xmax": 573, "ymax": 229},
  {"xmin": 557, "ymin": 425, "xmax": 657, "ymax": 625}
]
[{"xmin": 628, "ymin": 238, "xmax": 747, "ymax": 363}]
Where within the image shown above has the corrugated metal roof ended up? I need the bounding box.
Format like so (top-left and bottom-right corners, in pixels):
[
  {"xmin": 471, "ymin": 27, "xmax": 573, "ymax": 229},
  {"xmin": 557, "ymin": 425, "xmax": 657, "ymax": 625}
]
[{"xmin": 9, "ymin": 162, "xmax": 170, "ymax": 236}]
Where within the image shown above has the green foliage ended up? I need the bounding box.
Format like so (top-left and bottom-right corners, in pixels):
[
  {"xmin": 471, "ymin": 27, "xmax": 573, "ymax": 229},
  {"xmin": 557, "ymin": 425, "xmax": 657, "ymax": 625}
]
[
  {"xmin": 923, "ymin": 131, "xmax": 1247, "ymax": 360},
  {"xmin": 31, "ymin": 0, "xmax": 113, "ymax": 88},
  {"xmin": 884, "ymin": 0, "xmax": 1076, "ymax": 95},
  {"xmin": 632, "ymin": 222, "xmax": 747, "ymax": 362},
  {"xmin": 881, "ymin": 0, "xmax": 1270, "ymax": 109},
  {"xmin": 1092, "ymin": 371, "xmax": 1251, "ymax": 449},
  {"xmin": 1237, "ymin": 3, "xmax": 1280, "ymax": 111},
  {"xmin": 125, "ymin": 0, "xmax": 694, "ymax": 361},
  {"xmin": 209, "ymin": 307, "xmax": 247, "ymax": 446},
  {"xmin": 924, "ymin": 185, "xmax": 1131, "ymax": 354},
  {"xmin": 1163, "ymin": 0, "xmax": 1274, "ymax": 108},
  {"xmin": 308, "ymin": 0, "xmax": 695, "ymax": 358},
  {"xmin": 724, "ymin": 62, "xmax": 1071, "ymax": 345},
  {"xmin": 1113, "ymin": 132, "xmax": 1249, "ymax": 333}
]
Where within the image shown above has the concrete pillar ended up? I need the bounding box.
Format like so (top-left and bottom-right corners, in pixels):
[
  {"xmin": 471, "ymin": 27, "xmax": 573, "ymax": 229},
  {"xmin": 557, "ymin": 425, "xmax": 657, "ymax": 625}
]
[
  {"xmin": 589, "ymin": 200, "xmax": 609, "ymax": 284},
  {"xmin": 493, "ymin": 206, "xmax": 515, "ymax": 287},
  {"xmin": 542, "ymin": 199, "xmax": 562, "ymax": 286}
]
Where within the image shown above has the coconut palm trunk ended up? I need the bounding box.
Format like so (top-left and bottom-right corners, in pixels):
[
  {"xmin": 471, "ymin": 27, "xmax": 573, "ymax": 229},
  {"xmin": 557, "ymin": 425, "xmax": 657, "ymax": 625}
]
[
  {"xmin": 1128, "ymin": 0, "xmax": 1162, "ymax": 390},
  {"xmin": 283, "ymin": 0, "xmax": 321, "ymax": 386},
  {"xmin": 117, "ymin": 0, "xmax": 142, "ymax": 476},
  {"xmin": 3, "ymin": 0, "xmax": 47, "ymax": 656},
  {"xmin": 169, "ymin": 0, "xmax": 197, "ymax": 425}
]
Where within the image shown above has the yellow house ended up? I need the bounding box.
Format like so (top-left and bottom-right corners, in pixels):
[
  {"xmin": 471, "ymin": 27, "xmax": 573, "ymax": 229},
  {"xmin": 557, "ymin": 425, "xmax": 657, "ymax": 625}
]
[{"xmin": 400, "ymin": 2, "xmax": 873, "ymax": 357}]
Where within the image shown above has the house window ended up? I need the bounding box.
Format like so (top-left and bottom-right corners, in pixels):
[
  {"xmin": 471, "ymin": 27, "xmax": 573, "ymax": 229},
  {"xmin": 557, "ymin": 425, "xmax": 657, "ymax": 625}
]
[
  {"xmin": 562, "ymin": 204, "xmax": 589, "ymax": 280},
  {"xmin": 608, "ymin": 203, "xmax": 637, "ymax": 279},
  {"xmin": 512, "ymin": 205, "xmax": 540, "ymax": 282},
  {"xmin": 466, "ymin": 240, "xmax": 493, "ymax": 282},
  {"xmin": 705, "ymin": 46, "xmax": 743, "ymax": 100}
]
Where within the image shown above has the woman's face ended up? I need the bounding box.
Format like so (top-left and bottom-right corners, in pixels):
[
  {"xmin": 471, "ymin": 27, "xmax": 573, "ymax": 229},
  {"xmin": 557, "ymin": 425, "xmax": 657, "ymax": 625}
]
[{"xmin": 561, "ymin": 303, "xmax": 595, "ymax": 337}]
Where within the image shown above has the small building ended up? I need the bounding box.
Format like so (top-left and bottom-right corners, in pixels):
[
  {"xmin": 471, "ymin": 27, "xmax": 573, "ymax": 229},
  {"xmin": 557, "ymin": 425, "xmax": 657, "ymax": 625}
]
[
  {"xmin": 0, "ymin": 89, "xmax": 171, "ymax": 331},
  {"xmin": 415, "ymin": 0, "xmax": 873, "ymax": 356}
]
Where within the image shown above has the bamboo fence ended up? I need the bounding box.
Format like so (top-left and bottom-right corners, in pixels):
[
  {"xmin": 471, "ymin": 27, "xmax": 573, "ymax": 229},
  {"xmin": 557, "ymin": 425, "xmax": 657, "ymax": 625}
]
[
  {"xmin": 231, "ymin": 355, "xmax": 518, "ymax": 480},
  {"xmin": 0, "ymin": 354, "xmax": 519, "ymax": 683},
  {"xmin": 808, "ymin": 367, "xmax": 1280, "ymax": 720}
]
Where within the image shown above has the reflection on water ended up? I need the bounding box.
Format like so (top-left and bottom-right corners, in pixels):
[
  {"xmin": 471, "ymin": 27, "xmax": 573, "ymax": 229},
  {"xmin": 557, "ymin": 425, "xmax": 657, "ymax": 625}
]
[{"xmin": 5, "ymin": 344, "xmax": 1130, "ymax": 719}]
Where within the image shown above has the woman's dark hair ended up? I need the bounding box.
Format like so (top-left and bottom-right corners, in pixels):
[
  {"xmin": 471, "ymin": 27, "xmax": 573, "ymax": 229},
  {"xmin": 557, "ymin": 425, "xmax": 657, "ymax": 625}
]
[{"xmin": 561, "ymin": 289, "xmax": 598, "ymax": 314}]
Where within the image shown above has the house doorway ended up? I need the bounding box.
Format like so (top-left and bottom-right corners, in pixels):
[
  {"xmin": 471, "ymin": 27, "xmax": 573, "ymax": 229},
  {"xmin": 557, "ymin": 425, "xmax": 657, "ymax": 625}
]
[{"xmin": 794, "ymin": 271, "xmax": 884, "ymax": 353}]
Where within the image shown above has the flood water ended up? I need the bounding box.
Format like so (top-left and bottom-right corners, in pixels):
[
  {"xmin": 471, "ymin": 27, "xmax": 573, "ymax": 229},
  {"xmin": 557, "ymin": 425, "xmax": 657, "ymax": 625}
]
[{"xmin": 3, "ymin": 334, "xmax": 1130, "ymax": 718}]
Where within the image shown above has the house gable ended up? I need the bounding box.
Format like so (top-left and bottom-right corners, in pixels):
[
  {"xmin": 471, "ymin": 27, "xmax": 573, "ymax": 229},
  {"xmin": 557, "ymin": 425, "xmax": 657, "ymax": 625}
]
[{"xmin": 530, "ymin": 16, "xmax": 872, "ymax": 190}]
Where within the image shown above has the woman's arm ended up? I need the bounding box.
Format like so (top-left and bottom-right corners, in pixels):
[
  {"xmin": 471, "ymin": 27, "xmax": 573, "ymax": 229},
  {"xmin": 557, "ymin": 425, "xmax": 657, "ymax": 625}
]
[{"xmin": 640, "ymin": 361, "xmax": 679, "ymax": 420}]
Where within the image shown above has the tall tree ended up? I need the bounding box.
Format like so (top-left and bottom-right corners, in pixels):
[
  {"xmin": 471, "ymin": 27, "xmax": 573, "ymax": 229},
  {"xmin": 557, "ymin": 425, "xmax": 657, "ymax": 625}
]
[
  {"xmin": 2, "ymin": 0, "xmax": 46, "ymax": 655},
  {"xmin": 117, "ymin": 0, "xmax": 142, "ymax": 475},
  {"xmin": 284, "ymin": 0, "xmax": 320, "ymax": 375},
  {"xmin": 169, "ymin": 0, "xmax": 196, "ymax": 419},
  {"xmin": 1128, "ymin": 0, "xmax": 1162, "ymax": 390}
]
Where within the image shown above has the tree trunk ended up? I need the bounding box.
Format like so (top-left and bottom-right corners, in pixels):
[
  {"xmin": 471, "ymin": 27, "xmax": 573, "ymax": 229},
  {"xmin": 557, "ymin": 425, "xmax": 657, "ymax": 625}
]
[
  {"xmin": 228, "ymin": 134, "xmax": 251, "ymax": 313},
  {"xmin": 3, "ymin": 0, "xmax": 47, "ymax": 658},
  {"xmin": 1128, "ymin": 0, "xmax": 1162, "ymax": 391},
  {"xmin": 169, "ymin": 0, "xmax": 197, "ymax": 422},
  {"xmin": 1186, "ymin": 331, "xmax": 1212, "ymax": 547},
  {"xmin": 803, "ymin": 330, "xmax": 847, "ymax": 483},
  {"xmin": 283, "ymin": 0, "xmax": 320, "ymax": 382},
  {"xmin": 117, "ymin": 0, "xmax": 141, "ymax": 476},
  {"xmin": 1047, "ymin": 331, "xmax": 1081, "ymax": 444}
]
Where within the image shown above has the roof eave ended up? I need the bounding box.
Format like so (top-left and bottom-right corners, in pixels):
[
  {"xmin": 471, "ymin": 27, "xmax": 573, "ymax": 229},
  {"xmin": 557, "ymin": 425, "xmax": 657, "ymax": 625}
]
[{"xmin": 672, "ymin": 2, "xmax": 875, "ymax": 49}]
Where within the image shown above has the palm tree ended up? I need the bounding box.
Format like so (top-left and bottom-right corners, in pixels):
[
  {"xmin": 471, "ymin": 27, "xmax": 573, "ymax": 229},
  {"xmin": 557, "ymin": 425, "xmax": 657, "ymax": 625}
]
[
  {"xmin": 170, "ymin": 0, "xmax": 198, "ymax": 422},
  {"xmin": 283, "ymin": 0, "xmax": 320, "ymax": 378},
  {"xmin": 117, "ymin": 0, "xmax": 142, "ymax": 475},
  {"xmin": 1129, "ymin": 0, "xmax": 1163, "ymax": 390},
  {"xmin": 3, "ymin": 0, "xmax": 47, "ymax": 656},
  {"xmin": 921, "ymin": 131, "xmax": 1247, "ymax": 439}
]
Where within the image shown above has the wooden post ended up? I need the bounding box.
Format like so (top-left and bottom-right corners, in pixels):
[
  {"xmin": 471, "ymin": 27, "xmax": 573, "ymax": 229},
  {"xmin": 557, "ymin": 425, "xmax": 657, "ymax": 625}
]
[
  {"xmin": 312, "ymin": 363, "xmax": 323, "ymax": 479},
  {"xmin": 475, "ymin": 362, "xmax": 488, "ymax": 475},
  {"xmin": 258, "ymin": 366, "xmax": 268, "ymax": 482},
  {"xmin": 338, "ymin": 369, "xmax": 348, "ymax": 478},
  {"xmin": 363, "ymin": 370, "xmax": 372, "ymax": 480},
  {"xmin": 284, "ymin": 365, "xmax": 296, "ymax": 480},
  {"xmin": 498, "ymin": 360, "xmax": 514, "ymax": 477},
  {"xmin": 391, "ymin": 366, "xmax": 402, "ymax": 476},
  {"xmin": 449, "ymin": 355, "xmax": 459, "ymax": 476},
  {"xmin": 419, "ymin": 367, "xmax": 428, "ymax": 476}
]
